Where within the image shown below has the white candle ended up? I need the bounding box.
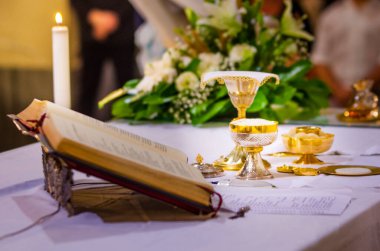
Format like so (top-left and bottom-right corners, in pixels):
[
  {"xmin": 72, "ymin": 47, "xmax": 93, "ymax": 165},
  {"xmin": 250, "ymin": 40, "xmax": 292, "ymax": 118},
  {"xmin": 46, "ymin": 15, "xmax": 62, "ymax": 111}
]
[{"xmin": 52, "ymin": 12, "xmax": 71, "ymax": 108}]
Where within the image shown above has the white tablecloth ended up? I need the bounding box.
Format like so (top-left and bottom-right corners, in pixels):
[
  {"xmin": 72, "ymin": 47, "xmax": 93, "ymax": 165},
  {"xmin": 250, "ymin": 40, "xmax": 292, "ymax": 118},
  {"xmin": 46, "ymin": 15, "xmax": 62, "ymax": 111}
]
[{"xmin": 0, "ymin": 123, "xmax": 380, "ymax": 251}]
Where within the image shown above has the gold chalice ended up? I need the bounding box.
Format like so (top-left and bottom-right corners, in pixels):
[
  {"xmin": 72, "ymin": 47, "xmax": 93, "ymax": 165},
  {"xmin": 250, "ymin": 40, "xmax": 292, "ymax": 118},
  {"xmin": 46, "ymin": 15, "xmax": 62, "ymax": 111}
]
[
  {"xmin": 201, "ymin": 71, "xmax": 280, "ymax": 171},
  {"xmin": 282, "ymin": 126, "xmax": 334, "ymax": 165},
  {"xmin": 230, "ymin": 119, "xmax": 278, "ymax": 179}
]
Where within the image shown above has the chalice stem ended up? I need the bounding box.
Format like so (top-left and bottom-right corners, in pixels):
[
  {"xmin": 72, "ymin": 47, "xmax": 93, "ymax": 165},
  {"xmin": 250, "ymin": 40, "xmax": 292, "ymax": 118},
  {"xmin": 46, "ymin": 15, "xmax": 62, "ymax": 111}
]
[
  {"xmin": 237, "ymin": 108, "xmax": 246, "ymax": 119},
  {"xmin": 236, "ymin": 147, "xmax": 273, "ymax": 180},
  {"xmin": 294, "ymin": 154, "xmax": 324, "ymax": 165}
]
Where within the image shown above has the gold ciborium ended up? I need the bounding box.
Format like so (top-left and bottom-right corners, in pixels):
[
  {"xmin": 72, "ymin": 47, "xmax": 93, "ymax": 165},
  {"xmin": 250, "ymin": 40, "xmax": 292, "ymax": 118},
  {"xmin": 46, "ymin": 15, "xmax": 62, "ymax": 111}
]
[
  {"xmin": 201, "ymin": 71, "xmax": 280, "ymax": 171},
  {"xmin": 230, "ymin": 119, "xmax": 278, "ymax": 179},
  {"xmin": 282, "ymin": 126, "xmax": 334, "ymax": 165}
]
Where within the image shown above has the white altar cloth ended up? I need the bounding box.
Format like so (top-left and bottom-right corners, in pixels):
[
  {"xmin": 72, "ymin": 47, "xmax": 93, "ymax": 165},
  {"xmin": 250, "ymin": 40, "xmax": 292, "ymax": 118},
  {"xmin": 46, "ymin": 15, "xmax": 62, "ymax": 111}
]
[{"xmin": 0, "ymin": 123, "xmax": 380, "ymax": 251}]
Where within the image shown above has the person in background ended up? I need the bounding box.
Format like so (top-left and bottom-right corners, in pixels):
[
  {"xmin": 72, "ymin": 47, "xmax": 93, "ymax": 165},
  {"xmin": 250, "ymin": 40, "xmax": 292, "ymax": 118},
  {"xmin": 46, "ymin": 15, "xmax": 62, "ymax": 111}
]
[
  {"xmin": 71, "ymin": 0, "xmax": 137, "ymax": 118},
  {"xmin": 311, "ymin": 0, "xmax": 380, "ymax": 106}
]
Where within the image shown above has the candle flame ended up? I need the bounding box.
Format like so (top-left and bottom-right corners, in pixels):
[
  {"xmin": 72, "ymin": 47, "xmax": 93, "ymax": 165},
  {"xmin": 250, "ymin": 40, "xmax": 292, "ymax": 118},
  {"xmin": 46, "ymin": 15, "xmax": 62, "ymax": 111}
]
[{"xmin": 55, "ymin": 12, "xmax": 63, "ymax": 25}]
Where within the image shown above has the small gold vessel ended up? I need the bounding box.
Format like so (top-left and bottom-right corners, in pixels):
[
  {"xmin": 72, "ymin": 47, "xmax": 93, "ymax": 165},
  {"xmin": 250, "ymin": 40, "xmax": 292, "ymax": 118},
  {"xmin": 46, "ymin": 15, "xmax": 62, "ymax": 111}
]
[
  {"xmin": 282, "ymin": 126, "xmax": 334, "ymax": 165},
  {"xmin": 339, "ymin": 80, "xmax": 379, "ymax": 122},
  {"xmin": 230, "ymin": 118, "xmax": 278, "ymax": 180}
]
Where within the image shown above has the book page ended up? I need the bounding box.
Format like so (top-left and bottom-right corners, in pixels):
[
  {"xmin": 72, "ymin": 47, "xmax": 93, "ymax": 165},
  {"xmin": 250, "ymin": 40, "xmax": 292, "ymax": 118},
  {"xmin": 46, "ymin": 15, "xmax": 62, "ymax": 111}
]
[
  {"xmin": 218, "ymin": 187, "xmax": 351, "ymax": 215},
  {"xmin": 45, "ymin": 103, "xmax": 207, "ymax": 185}
]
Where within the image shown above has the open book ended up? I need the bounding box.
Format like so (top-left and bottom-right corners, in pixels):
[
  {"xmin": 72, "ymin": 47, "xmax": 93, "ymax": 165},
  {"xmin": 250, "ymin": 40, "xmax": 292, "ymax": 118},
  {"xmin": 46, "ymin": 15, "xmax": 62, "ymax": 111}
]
[{"xmin": 9, "ymin": 99, "xmax": 219, "ymax": 215}]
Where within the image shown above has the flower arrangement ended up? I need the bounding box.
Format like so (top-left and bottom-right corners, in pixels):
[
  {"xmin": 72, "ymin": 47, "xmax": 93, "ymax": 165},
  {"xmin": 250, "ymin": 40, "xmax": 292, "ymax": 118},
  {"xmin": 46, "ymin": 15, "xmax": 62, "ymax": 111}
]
[{"xmin": 99, "ymin": 0, "xmax": 330, "ymax": 125}]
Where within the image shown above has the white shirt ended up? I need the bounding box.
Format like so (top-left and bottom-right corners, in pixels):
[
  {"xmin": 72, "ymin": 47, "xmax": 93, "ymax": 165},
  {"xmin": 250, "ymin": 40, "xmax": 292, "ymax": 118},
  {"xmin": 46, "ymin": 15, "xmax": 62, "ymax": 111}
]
[{"xmin": 312, "ymin": 0, "xmax": 380, "ymax": 86}]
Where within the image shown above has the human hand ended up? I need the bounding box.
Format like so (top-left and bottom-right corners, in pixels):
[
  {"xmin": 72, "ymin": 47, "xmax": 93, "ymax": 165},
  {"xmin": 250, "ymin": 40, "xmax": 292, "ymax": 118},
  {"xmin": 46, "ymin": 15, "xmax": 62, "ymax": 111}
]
[{"xmin": 88, "ymin": 9, "xmax": 120, "ymax": 41}]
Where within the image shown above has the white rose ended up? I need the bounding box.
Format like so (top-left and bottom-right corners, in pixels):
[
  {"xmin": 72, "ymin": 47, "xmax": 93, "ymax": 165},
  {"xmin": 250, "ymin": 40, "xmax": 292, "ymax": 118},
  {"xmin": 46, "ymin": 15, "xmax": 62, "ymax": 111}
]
[
  {"xmin": 160, "ymin": 67, "xmax": 177, "ymax": 83},
  {"xmin": 136, "ymin": 54, "xmax": 177, "ymax": 92},
  {"xmin": 229, "ymin": 44, "xmax": 257, "ymax": 66},
  {"xmin": 135, "ymin": 76, "xmax": 158, "ymax": 92},
  {"xmin": 175, "ymin": 72, "xmax": 200, "ymax": 91},
  {"xmin": 180, "ymin": 56, "xmax": 192, "ymax": 68},
  {"xmin": 197, "ymin": 52, "xmax": 224, "ymax": 75}
]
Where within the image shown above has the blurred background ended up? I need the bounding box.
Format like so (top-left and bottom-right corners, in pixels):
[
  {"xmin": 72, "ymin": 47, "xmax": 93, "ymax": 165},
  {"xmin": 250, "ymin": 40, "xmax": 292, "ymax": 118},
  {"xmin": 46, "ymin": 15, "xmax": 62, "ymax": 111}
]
[{"xmin": 0, "ymin": 0, "xmax": 375, "ymax": 152}]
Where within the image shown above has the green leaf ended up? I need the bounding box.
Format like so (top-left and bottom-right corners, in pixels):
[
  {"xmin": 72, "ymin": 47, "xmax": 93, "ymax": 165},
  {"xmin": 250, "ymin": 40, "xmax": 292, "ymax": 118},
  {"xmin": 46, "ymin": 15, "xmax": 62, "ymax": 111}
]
[
  {"xmin": 270, "ymin": 101, "xmax": 301, "ymax": 122},
  {"xmin": 184, "ymin": 58, "xmax": 200, "ymax": 73},
  {"xmin": 185, "ymin": 8, "xmax": 198, "ymax": 28},
  {"xmin": 98, "ymin": 79, "xmax": 141, "ymax": 109},
  {"xmin": 238, "ymin": 57, "xmax": 253, "ymax": 71},
  {"xmin": 292, "ymin": 78, "xmax": 330, "ymax": 108},
  {"xmin": 272, "ymin": 85, "xmax": 297, "ymax": 104},
  {"xmin": 259, "ymin": 108, "xmax": 278, "ymax": 121},
  {"xmin": 111, "ymin": 98, "xmax": 136, "ymax": 118},
  {"xmin": 134, "ymin": 104, "xmax": 164, "ymax": 120},
  {"xmin": 142, "ymin": 93, "xmax": 175, "ymax": 105},
  {"xmin": 280, "ymin": 0, "xmax": 313, "ymax": 41},
  {"xmin": 123, "ymin": 79, "xmax": 140, "ymax": 89},
  {"xmin": 278, "ymin": 59, "xmax": 312, "ymax": 83},
  {"xmin": 247, "ymin": 90, "xmax": 268, "ymax": 112},
  {"xmin": 214, "ymin": 86, "xmax": 228, "ymax": 99},
  {"xmin": 190, "ymin": 100, "xmax": 212, "ymax": 117},
  {"xmin": 192, "ymin": 99, "xmax": 230, "ymax": 125}
]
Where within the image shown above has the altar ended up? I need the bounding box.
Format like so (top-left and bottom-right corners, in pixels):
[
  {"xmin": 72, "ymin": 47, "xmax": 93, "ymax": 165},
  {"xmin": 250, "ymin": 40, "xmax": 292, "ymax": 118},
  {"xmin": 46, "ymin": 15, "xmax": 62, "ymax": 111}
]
[{"xmin": 1, "ymin": 122, "xmax": 380, "ymax": 251}]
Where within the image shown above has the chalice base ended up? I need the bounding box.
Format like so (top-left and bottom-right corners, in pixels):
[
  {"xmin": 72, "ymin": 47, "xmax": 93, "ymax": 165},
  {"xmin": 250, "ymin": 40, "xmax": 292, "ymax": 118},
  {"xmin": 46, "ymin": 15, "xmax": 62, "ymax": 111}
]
[
  {"xmin": 214, "ymin": 145, "xmax": 271, "ymax": 171},
  {"xmin": 213, "ymin": 145, "xmax": 246, "ymax": 171},
  {"xmin": 236, "ymin": 151, "xmax": 273, "ymax": 180},
  {"xmin": 293, "ymin": 154, "xmax": 324, "ymax": 165}
]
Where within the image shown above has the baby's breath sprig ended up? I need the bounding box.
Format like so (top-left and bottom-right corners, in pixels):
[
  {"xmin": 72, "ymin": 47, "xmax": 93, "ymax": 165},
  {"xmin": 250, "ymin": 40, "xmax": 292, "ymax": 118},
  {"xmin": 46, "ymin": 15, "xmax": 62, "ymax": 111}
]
[{"xmin": 169, "ymin": 86, "xmax": 212, "ymax": 124}]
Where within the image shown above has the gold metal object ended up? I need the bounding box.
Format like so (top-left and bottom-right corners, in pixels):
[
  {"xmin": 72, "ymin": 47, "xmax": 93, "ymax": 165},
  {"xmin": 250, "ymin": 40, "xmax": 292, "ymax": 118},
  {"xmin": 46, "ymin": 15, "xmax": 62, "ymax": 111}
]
[
  {"xmin": 339, "ymin": 79, "xmax": 379, "ymax": 122},
  {"xmin": 277, "ymin": 165, "xmax": 319, "ymax": 176},
  {"xmin": 191, "ymin": 154, "xmax": 224, "ymax": 178},
  {"xmin": 276, "ymin": 164, "xmax": 294, "ymax": 173},
  {"xmin": 282, "ymin": 126, "xmax": 334, "ymax": 165},
  {"xmin": 201, "ymin": 71, "xmax": 280, "ymax": 171},
  {"xmin": 230, "ymin": 119, "xmax": 278, "ymax": 180},
  {"xmin": 267, "ymin": 152, "xmax": 301, "ymax": 157},
  {"xmin": 292, "ymin": 167, "xmax": 319, "ymax": 176},
  {"xmin": 277, "ymin": 164, "xmax": 380, "ymax": 176},
  {"xmin": 319, "ymin": 165, "xmax": 380, "ymax": 176},
  {"xmin": 213, "ymin": 146, "xmax": 246, "ymax": 171}
]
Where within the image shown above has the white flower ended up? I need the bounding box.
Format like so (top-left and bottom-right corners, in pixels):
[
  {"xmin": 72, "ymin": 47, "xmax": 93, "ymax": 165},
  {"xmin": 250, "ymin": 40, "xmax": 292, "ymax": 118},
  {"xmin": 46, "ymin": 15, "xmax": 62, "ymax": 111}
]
[
  {"xmin": 135, "ymin": 76, "xmax": 157, "ymax": 92},
  {"xmin": 199, "ymin": 0, "xmax": 242, "ymax": 36},
  {"xmin": 229, "ymin": 44, "xmax": 257, "ymax": 67},
  {"xmin": 180, "ymin": 56, "xmax": 192, "ymax": 68},
  {"xmin": 197, "ymin": 52, "xmax": 224, "ymax": 75},
  {"xmin": 175, "ymin": 72, "xmax": 200, "ymax": 91},
  {"xmin": 135, "ymin": 52, "xmax": 177, "ymax": 92}
]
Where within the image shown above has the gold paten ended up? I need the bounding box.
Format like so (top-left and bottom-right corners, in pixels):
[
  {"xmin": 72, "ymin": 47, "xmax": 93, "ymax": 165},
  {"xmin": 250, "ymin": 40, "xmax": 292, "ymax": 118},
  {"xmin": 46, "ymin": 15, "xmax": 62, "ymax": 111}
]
[
  {"xmin": 319, "ymin": 165, "xmax": 380, "ymax": 176},
  {"xmin": 278, "ymin": 164, "xmax": 380, "ymax": 176},
  {"xmin": 201, "ymin": 71, "xmax": 280, "ymax": 171},
  {"xmin": 282, "ymin": 126, "xmax": 334, "ymax": 165}
]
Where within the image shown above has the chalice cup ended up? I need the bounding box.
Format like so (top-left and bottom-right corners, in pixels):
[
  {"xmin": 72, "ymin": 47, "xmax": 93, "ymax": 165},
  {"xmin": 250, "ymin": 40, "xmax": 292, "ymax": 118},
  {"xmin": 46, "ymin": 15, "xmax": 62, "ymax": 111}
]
[
  {"xmin": 230, "ymin": 119, "xmax": 278, "ymax": 179},
  {"xmin": 201, "ymin": 71, "xmax": 280, "ymax": 171}
]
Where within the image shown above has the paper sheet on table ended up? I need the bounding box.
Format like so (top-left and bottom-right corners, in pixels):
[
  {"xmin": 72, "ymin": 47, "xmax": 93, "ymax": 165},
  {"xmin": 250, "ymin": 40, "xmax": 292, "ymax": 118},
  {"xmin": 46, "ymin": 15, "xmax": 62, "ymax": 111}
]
[{"xmin": 217, "ymin": 187, "xmax": 351, "ymax": 215}]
